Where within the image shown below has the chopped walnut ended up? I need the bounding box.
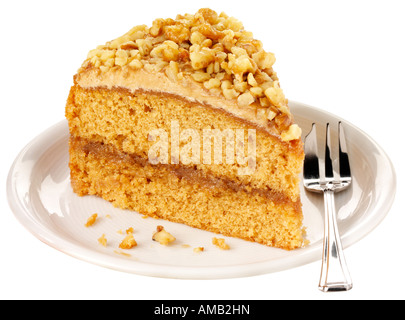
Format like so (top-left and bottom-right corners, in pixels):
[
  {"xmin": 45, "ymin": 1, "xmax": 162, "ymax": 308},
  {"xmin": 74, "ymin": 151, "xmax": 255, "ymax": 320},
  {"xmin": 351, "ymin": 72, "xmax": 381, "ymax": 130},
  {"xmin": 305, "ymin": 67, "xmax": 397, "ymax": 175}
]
[
  {"xmin": 193, "ymin": 247, "xmax": 205, "ymax": 253},
  {"xmin": 265, "ymin": 86, "xmax": 286, "ymax": 109},
  {"xmin": 151, "ymin": 40, "xmax": 179, "ymax": 62},
  {"xmin": 238, "ymin": 91, "xmax": 255, "ymax": 107},
  {"xmin": 223, "ymin": 88, "xmax": 239, "ymax": 100},
  {"xmin": 165, "ymin": 60, "xmax": 179, "ymax": 82},
  {"xmin": 152, "ymin": 225, "xmax": 176, "ymax": 245},
  {"xmin": 129, "ymin": 58, "xmax": 143, "ymax": 70},
  {"xmin": 191, "ymin": 71, "xmax": 211, "ymax": 82},
  {"xmin": 126, "ymin": 227, "xmax": 134, "ymax": 234},
  {"xmin": 115, "ymin": 49, "xmax": 129, "ymax": 66},
  {"xmin": 79, "ymin": 8, "xmax": 300, "ymax": 140},
  {"xmin": 204, "ymin": 78, "xmax": 221, "ymax": 90},
  {"xmin": 98, "ymin": 234, "xmax": 107, "ymax": 247},
  {"xmin": 84, "ymin": 213, "xmax": 98, "ymax": 227},
  {"xmin": 281, "ymin": 124, "xmax": 302, "ymax": 141},
  {"xmin": 119, "ymin": 233, "xmax": 138, "ymax": 249}
]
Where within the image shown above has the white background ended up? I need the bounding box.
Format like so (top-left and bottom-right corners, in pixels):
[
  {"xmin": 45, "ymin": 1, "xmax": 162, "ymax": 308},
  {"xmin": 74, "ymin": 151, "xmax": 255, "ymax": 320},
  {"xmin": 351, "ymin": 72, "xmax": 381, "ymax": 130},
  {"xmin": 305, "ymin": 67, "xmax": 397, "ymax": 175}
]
[{"xmin": 1, "ymin": 0, "xmax": 404, "ymax": 300}]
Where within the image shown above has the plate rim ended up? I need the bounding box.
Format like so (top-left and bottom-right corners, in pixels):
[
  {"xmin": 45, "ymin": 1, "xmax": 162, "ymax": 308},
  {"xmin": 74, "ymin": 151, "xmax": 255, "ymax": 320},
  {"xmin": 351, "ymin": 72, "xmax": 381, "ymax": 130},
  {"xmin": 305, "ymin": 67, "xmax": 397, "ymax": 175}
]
[{"xmin": 6, "ymin": 101, "xmax": 397, "ymax": 279}]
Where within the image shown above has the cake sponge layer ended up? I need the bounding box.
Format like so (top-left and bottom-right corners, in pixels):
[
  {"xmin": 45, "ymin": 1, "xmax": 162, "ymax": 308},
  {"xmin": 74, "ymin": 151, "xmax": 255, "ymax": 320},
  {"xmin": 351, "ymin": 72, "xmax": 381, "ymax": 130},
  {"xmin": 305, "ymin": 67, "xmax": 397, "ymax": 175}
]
[
  {"xmin": 66, "ymin": 85, "xmax": 304, "ymax": 202},
  {"xmin": 69, "ymin": 136, "xmax": 304, "ymax": 250}
]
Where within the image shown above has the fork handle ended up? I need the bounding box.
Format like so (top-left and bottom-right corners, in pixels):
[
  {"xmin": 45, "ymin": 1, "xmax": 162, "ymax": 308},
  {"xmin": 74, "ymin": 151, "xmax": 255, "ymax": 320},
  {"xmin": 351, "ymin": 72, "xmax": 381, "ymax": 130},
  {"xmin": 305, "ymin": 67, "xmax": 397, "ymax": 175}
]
[{"xmin": 319, "ymin": 188, "xmax": 353, "ymax": 292}]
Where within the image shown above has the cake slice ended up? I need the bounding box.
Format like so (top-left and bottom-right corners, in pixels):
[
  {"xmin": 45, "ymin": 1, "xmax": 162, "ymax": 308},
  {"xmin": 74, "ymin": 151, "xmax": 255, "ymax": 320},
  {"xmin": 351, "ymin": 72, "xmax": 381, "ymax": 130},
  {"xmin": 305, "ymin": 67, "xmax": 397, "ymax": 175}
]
[{"xmin": 65, "ymin": 8, "xmax": 305, "ymax": 250}]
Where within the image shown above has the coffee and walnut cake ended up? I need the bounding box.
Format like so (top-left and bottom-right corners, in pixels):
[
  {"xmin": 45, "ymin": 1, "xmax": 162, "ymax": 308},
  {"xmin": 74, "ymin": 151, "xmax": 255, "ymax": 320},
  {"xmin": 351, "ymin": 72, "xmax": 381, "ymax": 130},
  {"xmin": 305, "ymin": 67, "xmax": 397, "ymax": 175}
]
[{"xmin": 66, "ymin": 8, "xmax": 305, "ymax": 250}]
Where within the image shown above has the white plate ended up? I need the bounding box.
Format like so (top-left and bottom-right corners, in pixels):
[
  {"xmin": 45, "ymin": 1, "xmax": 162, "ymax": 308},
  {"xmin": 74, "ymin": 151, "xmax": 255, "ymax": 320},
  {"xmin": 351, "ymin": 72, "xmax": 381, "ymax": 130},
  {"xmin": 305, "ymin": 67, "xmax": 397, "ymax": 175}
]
[{"xmin": 7, "ymin": 101, "xmax": 396, "ymax": 279}]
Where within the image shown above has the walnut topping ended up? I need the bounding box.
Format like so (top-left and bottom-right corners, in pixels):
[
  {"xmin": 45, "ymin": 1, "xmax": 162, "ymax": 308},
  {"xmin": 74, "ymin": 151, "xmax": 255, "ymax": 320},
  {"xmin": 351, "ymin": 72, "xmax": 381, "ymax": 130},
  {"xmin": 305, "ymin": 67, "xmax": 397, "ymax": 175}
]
[
  {"xmin": 281, "ymin": 124, "xmax": 302, "ymax": 141},
  {"xmin": 79, "ymin": 8, "xmax": 300, "ymax": 139}
]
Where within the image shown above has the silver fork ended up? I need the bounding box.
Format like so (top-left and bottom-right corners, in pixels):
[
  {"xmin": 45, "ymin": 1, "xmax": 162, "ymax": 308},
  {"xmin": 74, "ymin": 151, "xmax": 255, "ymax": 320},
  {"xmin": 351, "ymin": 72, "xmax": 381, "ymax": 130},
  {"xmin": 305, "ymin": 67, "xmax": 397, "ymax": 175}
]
[{"xmin": 303, "ymin": 122, "xmax": 353, "ymax": 292}]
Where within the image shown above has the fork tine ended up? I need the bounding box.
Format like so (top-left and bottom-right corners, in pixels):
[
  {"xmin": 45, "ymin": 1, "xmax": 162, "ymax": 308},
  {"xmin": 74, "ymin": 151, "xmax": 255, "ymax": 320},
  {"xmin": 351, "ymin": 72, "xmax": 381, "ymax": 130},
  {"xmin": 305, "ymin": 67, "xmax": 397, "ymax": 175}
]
[
  {"xmin": 324, "ymin": 123, "xmax": 334, "ymax": 184},
  {"xmin": 338, "ymin": 122, "xmax": 351, "ymax": 180},
  {"xmin": 304, "ymin": 123, "xmax": 320, "ymax": 181}
]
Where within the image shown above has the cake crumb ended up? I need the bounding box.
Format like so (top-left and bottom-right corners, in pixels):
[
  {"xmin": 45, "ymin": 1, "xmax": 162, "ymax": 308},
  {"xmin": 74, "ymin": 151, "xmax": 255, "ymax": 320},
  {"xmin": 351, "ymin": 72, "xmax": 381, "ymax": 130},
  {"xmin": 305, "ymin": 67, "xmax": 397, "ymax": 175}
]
[
  {"xmin": 126, "ymin": 227, "xmax": 134, "ymax": 234},
  {"xmin": 85, "ymin": 213, "xmax": 98, "ymax": 227},
  {"xmin": 98, "ymin": 234, "xmax": 107, "ymax": 247},
  {"xmin": 152, "ymin": 225, "xmax": 176, "ymax": 245},
  {"xmin": 119, "ymin": 233, "xmax": 138, "ymax": 249},
  {"xmin": 181, "ymin": 244, "xmax": 191, "ymax": 248},
  {"xmin": 193, "ymin": 247, "xmax": 205, "ymax": 253},
  {"xmin": 212, "ymin": 237, "xmax": 230, "ymax": 250}
]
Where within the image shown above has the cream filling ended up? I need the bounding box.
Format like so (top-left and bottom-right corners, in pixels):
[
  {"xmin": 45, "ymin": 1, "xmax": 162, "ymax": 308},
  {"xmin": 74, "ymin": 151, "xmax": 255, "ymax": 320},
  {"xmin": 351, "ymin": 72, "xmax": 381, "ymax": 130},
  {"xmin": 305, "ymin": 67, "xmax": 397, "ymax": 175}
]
[{"xmin": 75, "ymin": 67, "xmax": 284, "ymax": 138}]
